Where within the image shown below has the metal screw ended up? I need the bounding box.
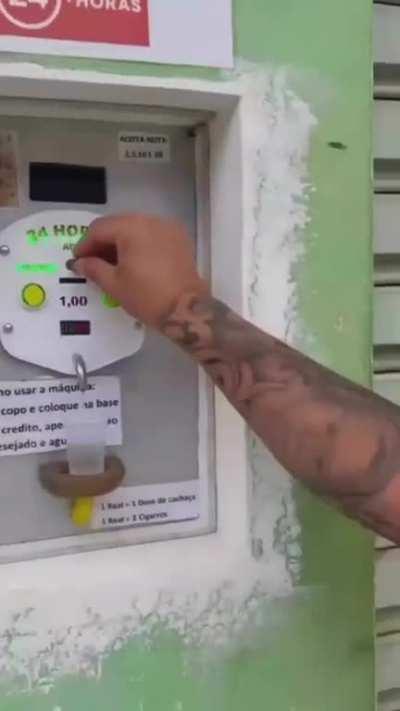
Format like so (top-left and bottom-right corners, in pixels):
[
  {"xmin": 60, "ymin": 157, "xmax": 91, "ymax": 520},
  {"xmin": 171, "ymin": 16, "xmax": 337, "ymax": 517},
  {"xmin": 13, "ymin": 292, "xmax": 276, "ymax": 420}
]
[
  {"xmin": 0, "ymin": 245, "xmax": 10, "ymax": 256},
  {"xmin": 2, "ymin": 323, "xmax": 13, "ymax": 334}
]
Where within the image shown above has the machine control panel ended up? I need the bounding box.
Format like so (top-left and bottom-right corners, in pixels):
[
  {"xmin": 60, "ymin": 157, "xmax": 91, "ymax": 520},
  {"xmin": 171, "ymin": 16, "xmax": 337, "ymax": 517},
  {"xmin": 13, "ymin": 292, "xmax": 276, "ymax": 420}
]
[
  {"xmin": 0, "ymin": 113, "xmax": 215, "ymax": 561},
  {"xmin": 0, "ymin": 210, "xmax": 144, "ymax": 374}
]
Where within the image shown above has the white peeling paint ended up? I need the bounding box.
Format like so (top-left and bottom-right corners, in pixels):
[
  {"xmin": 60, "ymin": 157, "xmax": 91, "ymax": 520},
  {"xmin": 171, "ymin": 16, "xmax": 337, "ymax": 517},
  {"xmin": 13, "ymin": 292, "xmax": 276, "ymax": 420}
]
[
  {"xmin": 242, "ymin": 66, "xmax": 317, "ymax": 341},
  {"xmin": 0, "ymin": 60, "xmax": 317, "ymax": 691},
  {"xmin": 237, "ymin": 64, "xmax": 317, "ymax": 584}
]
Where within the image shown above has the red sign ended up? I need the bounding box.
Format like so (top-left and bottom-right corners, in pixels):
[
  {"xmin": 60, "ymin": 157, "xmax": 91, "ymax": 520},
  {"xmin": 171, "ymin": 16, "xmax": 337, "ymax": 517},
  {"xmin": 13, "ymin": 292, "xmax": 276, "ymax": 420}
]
[{"xmin": 0, "ymin": 0, "xmax": 149, "ymax": 46}]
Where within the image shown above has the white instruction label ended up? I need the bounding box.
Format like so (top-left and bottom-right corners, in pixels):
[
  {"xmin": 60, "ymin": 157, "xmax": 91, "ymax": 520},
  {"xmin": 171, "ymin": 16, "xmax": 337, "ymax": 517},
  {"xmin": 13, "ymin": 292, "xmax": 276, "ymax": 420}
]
[
  {"xmin": 0, "ymin": 377, "xmax": 122, "ymax": 457},
  {"xmin": 93, "ymin": 479, "xmax": 200, "ymax": 530},
  {"xmin": 118, "ymin": 132, "xmax": 170, "ymax": 163}
]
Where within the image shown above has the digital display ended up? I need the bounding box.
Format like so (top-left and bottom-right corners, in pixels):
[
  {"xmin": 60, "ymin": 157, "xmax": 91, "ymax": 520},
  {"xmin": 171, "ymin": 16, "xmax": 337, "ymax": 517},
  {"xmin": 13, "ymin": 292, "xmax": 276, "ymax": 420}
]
[
  {"xmin": 59, "ymin": 277, "xmax": 86, "ymax": 284},
  {"xmin": 30, "ymin": 163, "xmax": 107, "ymax": 205},
  {"xmin": 60, "ymin": 320, "xmax": 91, "ymax": 336}
]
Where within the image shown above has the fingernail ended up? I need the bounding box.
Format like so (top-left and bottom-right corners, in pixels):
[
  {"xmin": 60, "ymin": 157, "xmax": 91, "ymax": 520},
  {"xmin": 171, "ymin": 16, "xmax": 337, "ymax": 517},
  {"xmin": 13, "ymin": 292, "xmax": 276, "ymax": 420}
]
[
  {"xmin": 66, "ymin": 258, "xmax": 85, "ymax": 276},
  {"xmin": 73, "ymin": 259, "xmax": 85, "ymax": 276}
]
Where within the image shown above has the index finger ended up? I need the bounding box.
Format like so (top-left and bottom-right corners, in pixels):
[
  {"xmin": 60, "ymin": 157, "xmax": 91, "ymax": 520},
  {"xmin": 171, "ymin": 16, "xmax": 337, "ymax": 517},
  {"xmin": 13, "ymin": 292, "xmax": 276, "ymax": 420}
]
[{"xmin": 74, "ymin": 216, "xmax": 119, "ymax": 259}]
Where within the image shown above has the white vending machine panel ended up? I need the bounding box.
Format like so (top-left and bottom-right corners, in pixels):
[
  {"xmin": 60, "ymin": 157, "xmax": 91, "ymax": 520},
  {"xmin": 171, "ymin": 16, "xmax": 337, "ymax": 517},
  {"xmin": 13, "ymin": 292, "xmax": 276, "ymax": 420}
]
[{"xmin": 0, "ymin": 113, "xmax": 215, "ymax": 561}]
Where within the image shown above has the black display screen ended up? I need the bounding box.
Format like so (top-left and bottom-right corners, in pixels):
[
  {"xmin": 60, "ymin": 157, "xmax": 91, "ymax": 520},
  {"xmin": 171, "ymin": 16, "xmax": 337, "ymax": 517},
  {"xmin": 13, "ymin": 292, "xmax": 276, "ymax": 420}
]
[
  {"xmin": 30, "ymin": 163, "xmax": 107, "ymax": 205},
  {"xmin": 60, "ymin": 320, "xmax": 91, "ymax": 336}
]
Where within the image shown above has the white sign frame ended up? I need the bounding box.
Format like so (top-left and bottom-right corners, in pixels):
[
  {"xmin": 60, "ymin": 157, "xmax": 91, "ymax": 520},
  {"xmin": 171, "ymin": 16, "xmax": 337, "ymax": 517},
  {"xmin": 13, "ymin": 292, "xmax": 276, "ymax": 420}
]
[
  {"xmin": 0, "ymin": 0, "xmax": 234, "ymax": 68},
  {"xmin": 0, "ymin": 68, "xmax": 243, "ymax": 567}
]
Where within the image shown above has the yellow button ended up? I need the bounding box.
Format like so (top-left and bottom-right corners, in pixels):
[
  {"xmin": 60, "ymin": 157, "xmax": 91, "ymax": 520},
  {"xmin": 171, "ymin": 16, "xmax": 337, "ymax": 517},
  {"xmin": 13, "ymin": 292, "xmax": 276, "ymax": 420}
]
[
  {"xmin": 71, "ymin": 497, "xmax": 94, "ymax": 528},
  {"xmin": 22, "ymin": 283, "xmax": 46, "ymax": 309}
]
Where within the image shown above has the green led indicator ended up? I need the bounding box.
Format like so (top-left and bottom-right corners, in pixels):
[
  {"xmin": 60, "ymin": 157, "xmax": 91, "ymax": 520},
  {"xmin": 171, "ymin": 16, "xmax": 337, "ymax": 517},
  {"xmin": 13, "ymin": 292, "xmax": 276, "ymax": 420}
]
[
  {"xmin": 26, "ymin": 227, "xmax": 49, "ymax": 246},
  {"xmin": 27, "ymin": 233, "xmax": 39, "ymax": 246},
  {"xmin": 102, "ymin": 293, "xmax": 120, "ymax": 309},
  {"xmin": 17, "ymin": 263, "xmax": 59, "ymax": 274}
]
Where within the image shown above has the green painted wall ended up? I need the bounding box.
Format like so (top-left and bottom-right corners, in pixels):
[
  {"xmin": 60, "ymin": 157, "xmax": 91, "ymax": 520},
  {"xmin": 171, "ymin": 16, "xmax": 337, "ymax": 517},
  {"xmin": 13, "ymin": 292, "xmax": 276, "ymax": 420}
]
[{"xmin": 0, "ymin": 0, "xmax": 374, "ymax": 709}]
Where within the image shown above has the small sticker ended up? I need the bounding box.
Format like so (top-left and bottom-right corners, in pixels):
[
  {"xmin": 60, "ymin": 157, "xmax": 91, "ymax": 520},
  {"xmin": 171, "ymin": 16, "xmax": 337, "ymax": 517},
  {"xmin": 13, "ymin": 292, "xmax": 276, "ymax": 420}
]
[
  {"xmin": 118, "ymin": 131, "xmax": 170, "ymax": 163},
  {"xmin": 92, "ymin": 479, "xmax": 200, "ymax": 530},
  {"xmin": 0, "ymin": 377, "xmax": 122, "ymax": 456},
  {"xmin": 0, "ymin": 130, "xmax": 18, "ymax": 207}
]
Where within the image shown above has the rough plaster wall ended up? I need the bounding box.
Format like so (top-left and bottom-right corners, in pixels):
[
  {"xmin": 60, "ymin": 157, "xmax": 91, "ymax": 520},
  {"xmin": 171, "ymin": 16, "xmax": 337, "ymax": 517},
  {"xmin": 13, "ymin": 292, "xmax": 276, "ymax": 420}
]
[
  {"xmin": 242, "ymin": 66, "xmax": 316, "ymax": 584},
  {"xmin": 0, "ymin": 63, "xmax": 317, "ymax": 692}
]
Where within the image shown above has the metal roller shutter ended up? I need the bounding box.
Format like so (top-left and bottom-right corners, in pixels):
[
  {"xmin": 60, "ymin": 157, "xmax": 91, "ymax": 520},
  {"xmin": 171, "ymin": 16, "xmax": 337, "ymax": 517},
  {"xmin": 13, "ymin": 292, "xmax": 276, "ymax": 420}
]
[{"xmin": 374, "ymin": 2, "xmax": 400, "ymax": 707}]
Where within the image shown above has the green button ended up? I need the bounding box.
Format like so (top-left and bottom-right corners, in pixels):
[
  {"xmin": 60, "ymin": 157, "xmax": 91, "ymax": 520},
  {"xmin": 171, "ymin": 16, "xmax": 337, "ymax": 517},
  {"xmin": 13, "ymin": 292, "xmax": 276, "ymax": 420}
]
[{"xmin": 102, "ymin": 293, "xmax": 120, "ymax": 309}]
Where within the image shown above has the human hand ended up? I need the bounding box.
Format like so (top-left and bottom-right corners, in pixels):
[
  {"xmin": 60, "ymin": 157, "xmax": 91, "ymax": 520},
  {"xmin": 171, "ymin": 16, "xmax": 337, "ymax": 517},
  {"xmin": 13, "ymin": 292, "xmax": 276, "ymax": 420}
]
[{"xmin": 72, "ymin": 213, "xmax": 208, "ymax": 328}]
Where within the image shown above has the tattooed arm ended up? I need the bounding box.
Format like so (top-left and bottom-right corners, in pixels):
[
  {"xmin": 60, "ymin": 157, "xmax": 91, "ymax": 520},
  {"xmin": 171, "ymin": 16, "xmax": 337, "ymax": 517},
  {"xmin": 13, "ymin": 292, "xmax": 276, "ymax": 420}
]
[
  {"xmin": 73, "ymin": 214, "xmax": 400, "ymax": 543},
  {"xmin": 162, "ymin": 294, "xmax": 400, "ymax": 542}
]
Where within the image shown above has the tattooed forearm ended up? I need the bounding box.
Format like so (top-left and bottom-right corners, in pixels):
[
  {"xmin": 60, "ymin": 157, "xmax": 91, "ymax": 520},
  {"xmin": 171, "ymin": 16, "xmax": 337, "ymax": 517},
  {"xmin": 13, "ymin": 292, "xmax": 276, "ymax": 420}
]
[{"xmin": 162, "ymin": 293, "xmax": 400, "ymax": 543}]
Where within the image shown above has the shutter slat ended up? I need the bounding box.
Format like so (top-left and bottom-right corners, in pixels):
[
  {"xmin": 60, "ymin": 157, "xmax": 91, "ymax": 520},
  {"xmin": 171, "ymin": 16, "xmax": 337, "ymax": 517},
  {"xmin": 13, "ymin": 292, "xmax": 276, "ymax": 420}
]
[
  {"xmin": 375, "ymin": 4, "xmax": 400, "ymax": 65},
  {"xmin": 374, "ymin": 195, "xmax": 400, "ymax": 255},
  {"xmin": 375, "ymin": 160, "xmax": 400, "ymax": 193},
  {"xmin": 374, "ymin": 373, "xmax": 400, "ymax": 404},
  {"xmin": 374, "ymin": 288, "xmax": 400, "ymax": 345},
  {"xmin": 378, "ymin": 688, "xmax": 400, "ymax": 711},
  {"xmin": 374, "ymin": 346, "xmax": 400, "ymax": 373},
  {"xmin": 376, "ymin": 550, "xmax": 400, "ymax": 609},
  {"xmin": 375, "ymin": 254, "xmax": 400, "ymax": 285},
  {"xmin": 375, "ymin": 101, "xmax": 400, "ymax": 158},
  {"xmin": 377, "ymin": 607, "xmax": 400, "ymax": 637},
  {"xmin": 374, "ymin": 2, "xmax": 400, "ymax": 705},
  {"xmin": 377, "ymin": 633, "xmax": 400, "ymax": 693},
  {"xmin": 375, "ymin": 64, "xmax": 400, "ymax": 100}
]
